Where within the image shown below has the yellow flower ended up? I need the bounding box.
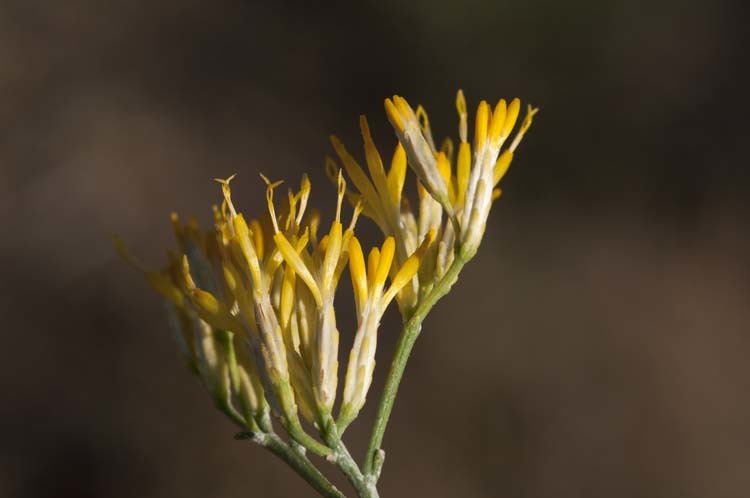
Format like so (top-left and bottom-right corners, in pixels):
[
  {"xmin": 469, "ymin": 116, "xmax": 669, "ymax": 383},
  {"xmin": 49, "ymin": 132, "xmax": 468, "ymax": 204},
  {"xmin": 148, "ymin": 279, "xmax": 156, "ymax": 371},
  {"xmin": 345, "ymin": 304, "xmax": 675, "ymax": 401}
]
[
  {"xmin": 338, "ymin": 229, "xmax": 435, "ymax": 431},
  {"xmin": 268, "ymin": 171, "xmax": 360, "ymax": 416},
  {"xmin": 330, "ymin": 90, "xmax": 538, "ymax": 311},
  {"xmin": 114, "ymin": 222, "xmax": 270, "ymax": 430}
]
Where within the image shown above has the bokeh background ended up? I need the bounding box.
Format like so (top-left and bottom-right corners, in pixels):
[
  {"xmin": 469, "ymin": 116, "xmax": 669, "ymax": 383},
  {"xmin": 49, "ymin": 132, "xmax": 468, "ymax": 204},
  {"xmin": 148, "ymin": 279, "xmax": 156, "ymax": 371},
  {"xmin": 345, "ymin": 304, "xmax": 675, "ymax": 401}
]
[{"xmin": 2, "ymin": 1, "xmax": 749, "ymax": 497}]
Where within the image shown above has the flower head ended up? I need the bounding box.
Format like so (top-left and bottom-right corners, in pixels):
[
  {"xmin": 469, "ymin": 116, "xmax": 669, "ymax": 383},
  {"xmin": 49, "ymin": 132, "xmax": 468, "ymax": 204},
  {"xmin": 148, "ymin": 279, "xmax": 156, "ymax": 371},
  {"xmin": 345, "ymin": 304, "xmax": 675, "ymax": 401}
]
[{"xmin": 330, "ymin": 90, "xmax": 538, "ymax": 312}]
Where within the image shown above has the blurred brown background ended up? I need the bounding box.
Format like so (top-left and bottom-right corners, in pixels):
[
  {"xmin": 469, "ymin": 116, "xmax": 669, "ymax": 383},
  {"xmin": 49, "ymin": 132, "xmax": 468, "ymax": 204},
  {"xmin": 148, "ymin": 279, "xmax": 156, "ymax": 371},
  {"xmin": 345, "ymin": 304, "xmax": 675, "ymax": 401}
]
[{"xmin": 1, "ymin": 1, "xmax": 749, "ymax": 497}]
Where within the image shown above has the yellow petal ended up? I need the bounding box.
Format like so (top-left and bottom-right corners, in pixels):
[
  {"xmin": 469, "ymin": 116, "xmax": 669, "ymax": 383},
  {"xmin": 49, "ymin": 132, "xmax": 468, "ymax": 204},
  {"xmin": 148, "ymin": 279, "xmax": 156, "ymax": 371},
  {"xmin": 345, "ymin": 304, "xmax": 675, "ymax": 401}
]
[
  {"xmin": 440, "ymin": 137, "xmax": 454, "ymax": 163},
  {"xmin": 360, "ymin": 116, "xmax": 391, "ymax": 207},
  {"xmin": 321, "ymin": 221, "xmax": 343, "ymax": 295},
  {"xmin": 415, "ymin": 105, "xmax": 436, "ymax": 152},
  {"xmin": 367, "ymin": 246, "xmax": 380, "ymax": 287},
  {"xmin": 384, "ymin": 97, "xmax": 404, "ymax": 132},
  {"xmin": 488, "ymin": 99, "xmax": 507, "ymax": 144},
  {"xmin": 392, "ymin": 95, "xmax": 415, "ymax": 122},
  {"xmin": 493, "ymin": 150, "xmax": 514, "ymax": 186},
  {"xmin": 190, "ymin": 288, "xmax": 242, "ymax": 332},
  {"xmin": 330, "ymin": 135, "xmax": 387, "ymax": 228},
  {"xmin": 280, "ymin": 264, "xmax": 296, "ymax": 329},
  {"xmin": 456, "ymin": 142, "xmax": 471, "ymax": 206},
  {"xmin": 232, "ymin": 214, "xmax": 263, "ymax": 288},
  {"xmin": 382, "ymin": 229, "xmax": 436, "ymax": 307},
  {"xmin": 501, "ymin": 98, "xmax": 521, "ymax": 138},
  {"xmin": 249, "ymin": 219, "xmax": 265, "ymax": 261},
  {"xmin": 474, "ymin": 100, "xmax": 490, "ymax": 151},
  {"xmin": 348, "ymin": 236, "xmax": 368, "ymax": 318},
  {"xmin": 373, "ymin": 236, "xmax": 395, "ymax": 291},
  {"xmin": 456, "ymin": 89, "xmax": 468, "ymax": 143},
  {"xmin": 222, "ymin": 261, "xmax": 257, "ymax": 331},
  {"xmin": 273, "ymin": 232, "xmax": 322, "ymax": 306},
  {"xmin": 145, "ymin": 271, "xmax": 185, "ymax": 307},
  {"xmin": 387, "ymin": 143, "xmax": 406, "ymax": 209},
  {"xmin": 436, "ymin": 151, "xmax": 455, "ymax": 205}
]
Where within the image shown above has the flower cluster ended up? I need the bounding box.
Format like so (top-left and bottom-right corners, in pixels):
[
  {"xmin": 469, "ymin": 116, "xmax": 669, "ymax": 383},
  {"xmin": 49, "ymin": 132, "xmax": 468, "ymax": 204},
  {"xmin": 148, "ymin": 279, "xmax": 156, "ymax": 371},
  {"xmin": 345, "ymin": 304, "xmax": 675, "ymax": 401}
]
[
  {"xmin": 329, "ymin": 91, "xmax": 537, "ymax": 313},
  {"xmin": 117, "ymin": 90, "xmax": 536, "ymax": 491}
]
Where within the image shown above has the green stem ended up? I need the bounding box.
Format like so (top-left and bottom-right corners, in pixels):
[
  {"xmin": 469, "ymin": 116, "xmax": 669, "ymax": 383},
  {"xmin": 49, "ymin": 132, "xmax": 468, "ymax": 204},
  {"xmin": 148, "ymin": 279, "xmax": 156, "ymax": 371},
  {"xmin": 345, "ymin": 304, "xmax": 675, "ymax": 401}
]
[
  {"xmin": 223, "ymin": 404, "xmax": 343, "ymax": 498},
  {"xmin": 363, "ymin": 256, "xmax": 468, "ymax": 475},
  {"xmin": 262, "ymin": 433, "xmax": 347, "ymax": 498},
  {"xmin": 321, "ymin": 417, "xmax": 379, "ymax": 498},
  {"xmin": 333, "ymin": 440, "xmax": 379, "ymax": 498},
  {"xmin": 285, "ymin": 418, "xmax": 334, "ymax": 458}
]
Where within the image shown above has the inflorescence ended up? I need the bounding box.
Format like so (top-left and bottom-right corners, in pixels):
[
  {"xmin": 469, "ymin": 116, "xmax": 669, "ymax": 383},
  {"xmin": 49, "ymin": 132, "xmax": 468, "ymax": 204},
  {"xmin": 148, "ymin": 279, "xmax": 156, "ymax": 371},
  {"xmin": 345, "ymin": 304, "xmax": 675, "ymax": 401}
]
[{"xmin": 117, "ymin": 90, "xmax": 537, "ymax": 498}]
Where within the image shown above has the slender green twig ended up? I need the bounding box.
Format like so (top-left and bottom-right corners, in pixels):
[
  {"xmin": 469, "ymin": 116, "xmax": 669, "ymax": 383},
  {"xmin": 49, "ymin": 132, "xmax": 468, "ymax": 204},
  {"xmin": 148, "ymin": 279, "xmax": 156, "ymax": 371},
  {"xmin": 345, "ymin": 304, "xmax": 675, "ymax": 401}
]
[
  {"xmin": 263, "ymin": 433, "xmax": 347, "ymax": 498},
  {"xmin": 334, "ymin": 442, "xmax": 379, "ymax": 498},
  {"xmin": 318, "ymin": 416, "xmax": 380, "ymax": 498},
  {"xmin": 223, "ymin": 402, "xmax": 344, "ymax": 498},
  {"xmin": 363, "ymin": 256, "xmax": 469, "ymax": 475}
]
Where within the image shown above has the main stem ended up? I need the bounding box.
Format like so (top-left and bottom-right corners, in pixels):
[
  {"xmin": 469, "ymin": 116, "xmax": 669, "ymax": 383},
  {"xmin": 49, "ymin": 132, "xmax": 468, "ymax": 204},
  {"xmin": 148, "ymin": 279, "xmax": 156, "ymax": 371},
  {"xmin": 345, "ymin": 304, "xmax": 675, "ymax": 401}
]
[{"xmin": 363, "ymin": 256, "xmax": 468, "ymax": 474}]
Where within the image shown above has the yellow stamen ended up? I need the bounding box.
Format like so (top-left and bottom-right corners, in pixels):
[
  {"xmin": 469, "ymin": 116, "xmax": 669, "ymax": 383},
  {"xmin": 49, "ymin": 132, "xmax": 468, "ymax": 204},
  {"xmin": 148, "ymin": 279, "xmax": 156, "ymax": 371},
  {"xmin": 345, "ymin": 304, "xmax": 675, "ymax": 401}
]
[
  {"xmin": 296, "ymin": 174, "xmax": 311, "ymax": 226},
  {"xmin": 510, "ymin": 105, "xmax": 539, "ymax": 152},
  {"xmin": 336, "ymin": 170, "xmax": 346, "ymax": 223},
  {"xmin": 349, "ymin": 199, "xmax": 364, "ymax": 232},
  {"xmin": 263, "ymin": 175, "xmax": 284, "ymax": 234},
  {"xmin": 286, "ymin": 188, "xmax": 297, "ymax": 231},
  {"xmin": 214, "ymin": 174, "xmax": 238, "ymax": 218}
]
